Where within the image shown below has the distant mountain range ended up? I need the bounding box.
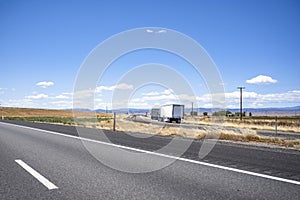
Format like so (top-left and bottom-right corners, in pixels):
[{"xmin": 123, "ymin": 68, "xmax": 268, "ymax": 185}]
[
  {"xmin": 222, "ymin": 106, "xmax": 300, "ymax": 113},
  {"xmin": 70, "ymin": 106, "xmax": 300, "ymax": 116}
]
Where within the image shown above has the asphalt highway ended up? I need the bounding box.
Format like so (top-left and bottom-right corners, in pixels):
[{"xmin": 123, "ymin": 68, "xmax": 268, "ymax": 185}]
[{"xmin": 1, "ymin": 120, "xmax": 300, "ymax": 199}]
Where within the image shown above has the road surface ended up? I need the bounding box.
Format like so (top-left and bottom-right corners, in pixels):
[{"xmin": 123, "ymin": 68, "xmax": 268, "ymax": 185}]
[{"xmin": 1, "ymin": 120, "xmax": 300, "ymax": 199}]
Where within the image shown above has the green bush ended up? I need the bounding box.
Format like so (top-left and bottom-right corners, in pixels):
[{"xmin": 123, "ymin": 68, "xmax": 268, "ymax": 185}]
[
  {"xmin": 212, "ymin": 110, "xmax": 232, "ymax": 117},
  {"xmin": 5, "ymin": 116, "xmax": 112, "ymax": 125}
]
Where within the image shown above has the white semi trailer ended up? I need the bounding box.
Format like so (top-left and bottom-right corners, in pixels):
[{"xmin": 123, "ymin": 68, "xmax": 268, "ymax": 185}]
[{"xmin": 159, "ymin": 104, "xmax": 184, "ymax": 123}]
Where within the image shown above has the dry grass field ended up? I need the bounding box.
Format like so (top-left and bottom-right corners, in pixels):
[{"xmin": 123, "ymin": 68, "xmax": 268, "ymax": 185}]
[
  {"xmin": 183, "ymin": 116, "xmax": 300, "ymax": 133},
  {"xmin": 96, "ymin": 118, "xmax": 300, "ymax": 149},
  {"xmin": 0, "ymin": 107, "xmax": 111, "ymax": 118},
  {"xmin": 1, "ymin": 107, "xmax": 299, "ymax": 149}
]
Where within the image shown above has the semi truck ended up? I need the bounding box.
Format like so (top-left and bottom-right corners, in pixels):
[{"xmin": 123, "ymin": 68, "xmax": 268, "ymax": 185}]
[{"xmin": 158, "ymin": 104, "xmax": 184, "ymax": 123}]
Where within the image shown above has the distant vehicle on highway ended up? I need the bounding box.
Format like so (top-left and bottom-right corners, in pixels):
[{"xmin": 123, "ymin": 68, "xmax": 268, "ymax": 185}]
[{"xmin": 151, "ymin": 104, "xmax": 184, "ymax": 123}]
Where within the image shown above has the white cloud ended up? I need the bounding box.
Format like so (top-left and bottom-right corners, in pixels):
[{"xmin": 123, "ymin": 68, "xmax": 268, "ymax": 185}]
[
  {"xmin": 225, "ymin": 91, "xmax": 258, "ymax": 99},
  {"xmin": 221, "ymin": 90, "xmax": 300, "ymax": 108},
  {"xmin": 50, "ymin": 100, "xmax": 72, "ymax": 109},
  {"xmin": 8, "ymin": 99, "xmax": 34, "ymax": 108},
  {"xmin": 94, "ymin": 98, "xmax": 103, "ymax": 102},
  {"xmin": 128, "ymin": 101, "xmax": 149, "ymax": 108},
  {"xmin": 146, "ymin": 29, "xmax": 154, "ymax": 33},
  {"xmin": 134, "ymin": 89, "xmax": 300, "ymax": 109},
  {"xmin": 95, "ymin": 83, "xmax": 133, "ymax": 92},
  {"xmin": 203, "ymin": 103, "xmax": 213, "ymax": 108},
  {"xmin": 162, "ymin": 89, "xmax": 174, "ymax": 95},
  {"xmin": 74, "ymin": 84, "xmax": 133, "ymax": 109},
  {"xmin": 95, "ymin": 86, "xmax": 111, "ymax": 92},
  {"xmin": 146, "ymin": 29, "xmax": 166, "ymax": 34},
  {"xmin": 157, "ymin": 29, "xmax": 167, "ymax": 33},
  {"xmin": 54, "ymin": 95, "xmax": 69, "ymax": 99},
  {"xmin": 142, "ymin": 94, "xmax": 177, "ymax": 101},
  {"xmin": 62, "ymin": 92, "xmax": 73, "ymax": 96},
  {"xmin": 256, "ymin": 91, "xmax": 300, "ymax": 102},
  {"xmin": 25, "ymin": 93, "xmax": 48, "ymax": 99},
  {"xmin": 115, "ymin": 83, "xmax": 133, "ymax": 90},
  {"xmin": 142, "ymin": 91, "xmax": 160, "ymax": 96},
  {"xmin": 36, "ymin": 81, "xmax": 54, "ymax": 88},
  {"xmin": 131, "ymin": 89, "xmax": 198, "ymax": 107},
  {"xmin": 246, "ymin": 75, "xmax": 277, "ymax": 84}
]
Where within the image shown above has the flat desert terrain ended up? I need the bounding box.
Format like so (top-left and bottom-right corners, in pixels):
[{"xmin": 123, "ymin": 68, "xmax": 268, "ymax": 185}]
[{"xmin": 1, "ymin": 107, "xmax": 299, "ymax": 149}]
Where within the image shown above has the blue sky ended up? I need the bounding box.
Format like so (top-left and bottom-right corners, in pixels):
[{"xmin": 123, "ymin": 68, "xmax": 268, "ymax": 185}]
[{"xmin": 1, "ymin": 0, "xmax": 300, "ymax": 110}]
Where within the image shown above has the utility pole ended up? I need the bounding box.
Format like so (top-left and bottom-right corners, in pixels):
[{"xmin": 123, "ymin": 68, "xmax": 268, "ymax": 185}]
[
  {"xmin": 237, "ymin": 87, "xmax": 245, "ymax": 120},
  {"xmin": 0, "ymin": 104, "xmax": 3, "ymax": 120},
  {"xmin": 191, "ymin": 102, "xmax": 194, "ymax": 117},
  {"xmin": 0, "ymin": 103, "xmax": 2, "ymax": 120},
  {"xmin": 113, "ymin": 112, "xmax": 116, "ymax": 131},
  {"xmin": 275, "ymin": 116, "xmax": 278, "ymax": 136}
]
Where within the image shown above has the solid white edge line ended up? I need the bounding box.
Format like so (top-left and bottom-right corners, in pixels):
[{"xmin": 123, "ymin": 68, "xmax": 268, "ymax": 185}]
[
  {"xmin": 15, "ymin": 159, "xmax": 58, "ymax": 190},
  {"xmin": 2, "ymin": 122, "xmax": 300, "ymax": 186}
]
